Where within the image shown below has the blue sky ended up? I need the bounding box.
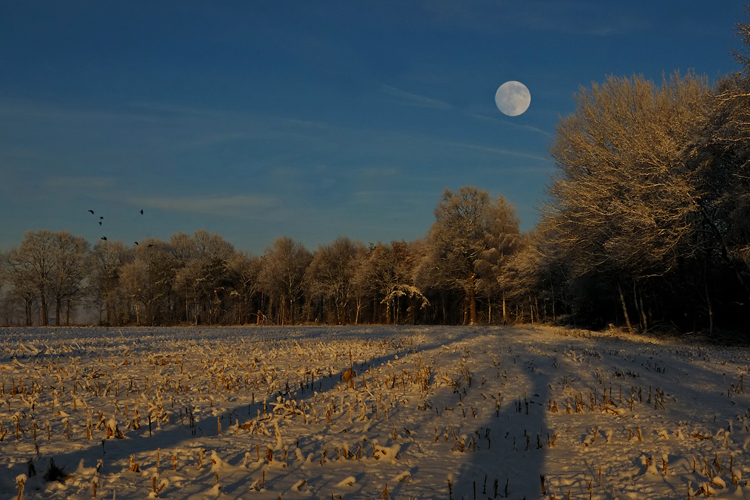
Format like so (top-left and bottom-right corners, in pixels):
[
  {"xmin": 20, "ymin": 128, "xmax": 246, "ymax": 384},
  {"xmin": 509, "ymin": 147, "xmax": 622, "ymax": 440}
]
[{"xmin": 0, "ymin": 1, "xmax": 745, "ymax": 254}]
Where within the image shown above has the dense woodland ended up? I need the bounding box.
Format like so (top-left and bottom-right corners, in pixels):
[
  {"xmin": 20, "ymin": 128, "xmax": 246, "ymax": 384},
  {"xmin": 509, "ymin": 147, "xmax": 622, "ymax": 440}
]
[{"xmin": 3, "ymin": 17, "xmax": 750, "ymax": 335}]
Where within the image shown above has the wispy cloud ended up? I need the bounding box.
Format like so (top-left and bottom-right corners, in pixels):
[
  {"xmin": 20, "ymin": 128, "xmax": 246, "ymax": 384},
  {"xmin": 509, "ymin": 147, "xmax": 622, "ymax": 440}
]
[
  {"xmin": 447, "ymin": 141, "xmax": 552, "ymax": 163},
  {"xmin": 0, "ymin": 97, "xmax": 167, "ymax": 126},
  {"xmin": 351, "ymin": 189, "xmax": 433, "ymax": 207},
  {"xmin": 356, "ymin": 166, "xmax": 399, "ymax": 178},
  {"xmin": 378, "ymin": 84, "xmax": 452, "ymax": 109},
  {"xmin": 43, "ymin": 176, "xmax": 116, "ymax": 190},
  {"xmin": 130, "ymin": 194, "xmax": 278, "ymax": 217},
  {"xmin": 469, "ymin": 113, "xmax": 551, "ymax": 136}
]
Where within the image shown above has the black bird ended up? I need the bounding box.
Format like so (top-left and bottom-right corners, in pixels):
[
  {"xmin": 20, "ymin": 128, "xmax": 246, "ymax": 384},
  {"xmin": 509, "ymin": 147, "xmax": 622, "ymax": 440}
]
[
  {"xmin": 135, "ymin": 242, "xmax": 139, "ymax": 246},
  {"xmin": 140, "ymin": 209, "xmax": 144, "ymax": 215},
  {"xmin": 101, "ymin": 236, "xmax": 107, "ymax": 241},
  {"xmin": 99, "ymin": 216, "xmax": 103, "ymax": 219},
  {"xmin": 88, "ymin": 210, "xmax": 94, "ymax": 214},
  {"xmin": 147, "ymin": 244, "xmax": 154, "ymax": 247},
  {"xmin": 98, "ymin": 222, "xmax": 102, "ymax": 225}
]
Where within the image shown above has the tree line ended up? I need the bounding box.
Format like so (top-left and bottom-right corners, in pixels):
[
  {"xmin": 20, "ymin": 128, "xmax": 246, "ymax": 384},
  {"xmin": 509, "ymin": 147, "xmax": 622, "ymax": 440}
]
[
  {"xmin": 2, "ymin": 14, "xmax": 750, "ymax": 334},
  {"xmin": 0, "ymin": 187, "xmax": 523, "ymax": 327}
]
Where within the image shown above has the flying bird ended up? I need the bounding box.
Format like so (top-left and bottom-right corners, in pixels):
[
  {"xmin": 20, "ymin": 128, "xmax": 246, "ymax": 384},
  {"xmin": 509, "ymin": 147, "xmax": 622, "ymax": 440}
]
[
  {"xmin": 147, "ymin": 244, "xmax": 154, "ymax": 248},
  {"xmin": 99, "ymin": 216, "xmax": 103, "ymax": 219},
  {"xmin": 98, "ymin": 222, "xmax": 102, "ymax": 225},
  {"xmin": 88, "ymin": 210, "xmax": 94, "ymax": 214},
  {"xmin": 140, "ymin": 210, "xmax": 144, "ymax": 215},
  {"xmin": 134, "ymin": 242, "xmax": 139, "ymax": 246},
  {"xmin": 101, "ymin": 236, "xmax": 107, "ymax": 241}
]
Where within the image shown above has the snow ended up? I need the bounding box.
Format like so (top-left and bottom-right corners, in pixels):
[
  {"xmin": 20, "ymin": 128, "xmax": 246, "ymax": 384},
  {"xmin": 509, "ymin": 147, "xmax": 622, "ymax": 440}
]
[{"xmin": 1, "ymin": 324, "xmax": 750, "ymax": 499}]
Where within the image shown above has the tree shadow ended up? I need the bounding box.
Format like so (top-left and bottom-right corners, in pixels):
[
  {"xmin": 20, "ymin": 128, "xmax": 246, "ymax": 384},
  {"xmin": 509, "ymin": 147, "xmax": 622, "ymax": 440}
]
[
  {"xmin": 5, "ymin": 325, "xmax": 744, "ymax": 499},
  {"xmin": 0, "ymin": 325, "xmax": 480, "ymax": 495},
  {"xmin": 455, "ymin": 350, "xmax": 551, "ymax": 500}
]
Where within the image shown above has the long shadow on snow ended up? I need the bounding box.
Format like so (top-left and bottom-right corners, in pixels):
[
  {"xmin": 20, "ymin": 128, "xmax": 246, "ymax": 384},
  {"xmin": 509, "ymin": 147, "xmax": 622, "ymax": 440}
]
[
  {"xmin": 3, "ymin": 325, "xmax": 479, "ymax": 493},
  {"xmin": 456, "ymin": 346, "xmax": 550, "ymax": 500}
]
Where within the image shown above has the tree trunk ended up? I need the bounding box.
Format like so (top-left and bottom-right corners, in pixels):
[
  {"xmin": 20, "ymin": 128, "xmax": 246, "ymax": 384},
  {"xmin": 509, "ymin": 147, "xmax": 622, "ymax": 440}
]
[
  {"xmin": 630, "ymin": 281, "xmax": 648, "ymax": 332},
  {"xmin": 25, "ymin": 298, "xmax": 32, "ymax": 326},
  {"xmin": 194, "ymin": 292, "xmax": 199, "ymax": 326},
  {"xmin": 55, "ymin": 297, "xmax": 62, "ymax": 326},
  {"xmin": 502, "ymin": 293, "xmax": 507, "ymax": 323},
  {"xmin": 411, "ymin": 295, "xmax": 418, "ymax": 325},
  {"xmin": 467, "ymin": 267, "xmax": 477, "ymax": 325},
  {"xmin": 639, "ymin": 294, "xmax": 647, "ymax": 332},
  {"xmin": 41, "ymin": 296, "xmax": 48, "ymax": 326},
  {"xmin": 528, "ymin": 296, "xmax": 534, "ymax": 324},
  {"xmin": 103, "ymin": 295, "xmax": 108, "ymax": 325},
  {"xmin": 550, "ymin": 284, "xmax": 555, "ymax": 322},
  {"xmin": 705, "ymin": 282, "xmax": 713, "ymax": 336},
  {"xmin": 617, "ymin": 283, "xmax": 633, "ymax": 333}
]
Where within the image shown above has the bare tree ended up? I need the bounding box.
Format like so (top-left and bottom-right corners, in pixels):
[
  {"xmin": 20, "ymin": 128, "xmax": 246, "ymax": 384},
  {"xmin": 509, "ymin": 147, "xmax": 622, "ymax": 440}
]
[
  {"xmin": 120, "ymin": 258, "xmax": 149, "ymax": 326},
  {"xmin": 259, "ymin": 237, "xmax": 312, "ymax": 325},
  {"xmin": 354, "ymin": 241, "xmax": 424, "ymax": 324},
  {"xmin": 120, "ymin": 239, "xmax": 176, "ymax": 325},
  {"xmin": 227, "ymin": 251, "xmax": 262, "ymax": 324},
  {"xmin": 306, "ymin": 237, "xmax": 366, "ymax": 324},
  {"xmin": 426, "ymin": 187, "xmax": 520, "ymax": 325},
  {"xmin": 2, "ymin": 248, "xmax": 38, "ymax": 325},
  {"xmin": 49, "ymin": 231, "xmax": 90, "ymax": 325},
  {"xmin": 545, "ymin": 72, "xmax": 711, "ymax": 331},
  {"xmin": 88, "ymin": 241, "xmax": 133, "ymax": 326},
  {"xmin": 6, "ymin": 230, "xmax": 57, "ymax": 325},
  {"xmin": 172, "ymin": 230, "xmax": 235, "ymax": 325},
  {"xmin": 348, "ymin": 247, "xmax": 374, "ymax": 325},
  {"xmin": 685, "ymin": 73, "xmax": 750, "ymax": 299}
]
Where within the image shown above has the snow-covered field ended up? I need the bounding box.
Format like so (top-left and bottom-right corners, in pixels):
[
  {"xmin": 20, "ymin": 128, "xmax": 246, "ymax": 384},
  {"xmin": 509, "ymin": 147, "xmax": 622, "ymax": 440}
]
[{"xmin": 0, "ymin": 325, "xmax": 749, "ymax": 500}]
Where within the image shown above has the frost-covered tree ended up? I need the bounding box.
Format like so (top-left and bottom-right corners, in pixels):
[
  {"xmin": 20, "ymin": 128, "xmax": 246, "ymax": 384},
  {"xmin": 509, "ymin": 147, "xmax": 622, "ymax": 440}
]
[
  {"xmin": 5, "ymin": 230, "xmax": 57, "ymax": 325},
  {"xmin": 172, "ymin": 230, "xmax": 235, "ymax": 325},
  {"xmin": 685, "ymin": 74, "xmax": 750, "ymax": 301},
  {"xmin": 120, "ymin": 238, "xmax": 176, "ymax": 326},
  {"xmin": 544, "ymin": 72, "xmax": 711, "ymax": 331},
  {"xmin": 226, "ymin": 251, "xmax": 262, "ymax": 324},
  {"xmin": 306, "ymin": 237, "xmax": 366, "ymax": 324},
  {"xmin": 49, "ymin": 231, "xmax": 90, "ymax": 326},
  {"xmin": 88, "ymin": 240, "xmax": 133, "ymax": 325},
  {"xmin": 2, "ymin": 247, "xmax": 37, "ymax": 325},
  {"xmin": 355, "ymin": 241, "xmax": 425, "ymax": 324},
  {"xmin": 425, "ymin": 187, "xmax": 520, "ymax": 325},
  {"xmin": 259, "ymin": 237, "xmax": 312, "ymax": 325}
]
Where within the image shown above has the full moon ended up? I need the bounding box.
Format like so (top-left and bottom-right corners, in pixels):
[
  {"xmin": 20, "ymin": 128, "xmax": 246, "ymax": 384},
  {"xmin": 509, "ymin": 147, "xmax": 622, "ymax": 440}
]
[{"xmin": 495, "ymin": 81, "xmax": 531, "ymax": 116}]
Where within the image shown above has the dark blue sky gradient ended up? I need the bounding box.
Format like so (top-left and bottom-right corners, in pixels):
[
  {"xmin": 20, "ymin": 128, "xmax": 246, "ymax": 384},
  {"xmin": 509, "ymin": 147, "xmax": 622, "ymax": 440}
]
[{"xmin": 0, "ymin": 1, "xmax": 745, "ymax": 253}]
